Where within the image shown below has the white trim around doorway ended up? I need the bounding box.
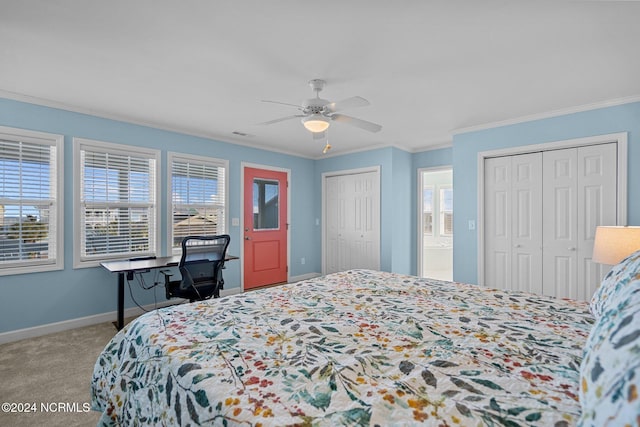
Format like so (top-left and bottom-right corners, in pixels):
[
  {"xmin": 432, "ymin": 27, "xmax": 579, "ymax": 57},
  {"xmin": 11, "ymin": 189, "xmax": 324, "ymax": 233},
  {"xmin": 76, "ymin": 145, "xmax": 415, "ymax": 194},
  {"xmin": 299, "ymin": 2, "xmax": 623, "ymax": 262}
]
[
  {"xmin": 417, "ymin": 166, "xmax": 453, "ymax": 278},
  {"xmin": 321, "ymin": 166, "xmax": 381, "ymax": 275}
]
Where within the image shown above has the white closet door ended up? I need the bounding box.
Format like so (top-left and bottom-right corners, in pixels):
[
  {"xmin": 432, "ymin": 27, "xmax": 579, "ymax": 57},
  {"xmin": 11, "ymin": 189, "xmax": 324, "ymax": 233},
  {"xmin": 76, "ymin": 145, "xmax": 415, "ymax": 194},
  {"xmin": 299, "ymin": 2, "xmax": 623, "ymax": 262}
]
[
  {"xmin": 350, "ymin": 172, "xmax": 380, "ymax": 270},
  {"xmin": 542, "ymin": 148, "xmax": 578, "ymax": 298},
  {"xmin": 484, "ymin": 156, "xmax": 512, "ymax": 290},
  {"xmin": 577, "ymin": 143, "xmax": 617, "ymax": 300},
  {"xmin": 485, "ymin": 154, "xmax": 542, "ymax": 292},
  {"xmin": 542, "ymin": 144, "xmax": 617, "ymax": 299},
  {"xmin": 485, "ymin": 142, "xmax": 619, "ymax": 300},
  {"xmin": 511, "ymin": 153, "xmax": 543, "ymax": 294},
  {"xmin": 325, "ymin": 175, "xmax": 342, "ymax": 274},
  {"xmin": 324, "ymin": 171, "xmax": 380, "ymax": 274}
]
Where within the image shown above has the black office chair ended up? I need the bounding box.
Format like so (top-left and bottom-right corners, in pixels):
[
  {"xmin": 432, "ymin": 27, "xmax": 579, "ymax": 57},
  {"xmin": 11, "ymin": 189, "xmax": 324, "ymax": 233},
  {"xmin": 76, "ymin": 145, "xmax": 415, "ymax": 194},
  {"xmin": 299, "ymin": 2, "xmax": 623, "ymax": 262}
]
[{"xmin": 162, "ymin": 235, "xmax": 230, "ymax": 302}]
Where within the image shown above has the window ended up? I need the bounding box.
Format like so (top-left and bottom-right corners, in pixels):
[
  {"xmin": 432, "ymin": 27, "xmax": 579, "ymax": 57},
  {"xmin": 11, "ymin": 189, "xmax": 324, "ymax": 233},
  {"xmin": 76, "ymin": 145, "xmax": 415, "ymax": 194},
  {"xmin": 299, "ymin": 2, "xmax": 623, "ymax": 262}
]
[
  {"xmin": 74, "ymin": 138, "xmax": 160, "ymax": 267},
  {"xmin": 253, "ymin": 178, "xmax": 279, "ymax": 230},
  {"xmin": 169, "ymin": 153, "xmax": 227, "ymax": 253},
  {"xmin": 422, "ymin": 187, "xmax": 433, "ymax": 235},
  {"xmin": 440, "ymin": 187, "xmax": 453, "ymax": 236},
  {"xmin": 0, "ymin": 126, "xmax": 63, "ymax": 275}
]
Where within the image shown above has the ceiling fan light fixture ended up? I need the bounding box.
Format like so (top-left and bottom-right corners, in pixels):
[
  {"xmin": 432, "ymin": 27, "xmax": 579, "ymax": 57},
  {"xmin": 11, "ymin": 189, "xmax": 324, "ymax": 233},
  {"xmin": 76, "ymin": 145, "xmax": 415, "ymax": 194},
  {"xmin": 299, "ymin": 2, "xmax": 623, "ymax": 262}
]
[{"xmin": 302, "ymin": 114, "xmax": 330, "ymax": 133}]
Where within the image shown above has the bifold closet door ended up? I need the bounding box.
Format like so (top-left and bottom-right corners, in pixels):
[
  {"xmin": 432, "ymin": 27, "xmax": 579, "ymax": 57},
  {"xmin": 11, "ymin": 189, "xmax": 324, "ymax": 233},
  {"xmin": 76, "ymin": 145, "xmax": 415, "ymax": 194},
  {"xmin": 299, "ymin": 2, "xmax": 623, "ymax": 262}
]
[
  {"xmin": 485, "ymin": 143, "xmax": 616, "ymax": 300},
  {"xmin": 484, "ymin": 152, "xmax": 542, "ymax": 293},
  {"xmin": 325, "ymin": 172, "xmax": 380, "ymax": 274},
  {"xmin": 542, "ymin": 144, "xmax": 617, "ymax": 299}
]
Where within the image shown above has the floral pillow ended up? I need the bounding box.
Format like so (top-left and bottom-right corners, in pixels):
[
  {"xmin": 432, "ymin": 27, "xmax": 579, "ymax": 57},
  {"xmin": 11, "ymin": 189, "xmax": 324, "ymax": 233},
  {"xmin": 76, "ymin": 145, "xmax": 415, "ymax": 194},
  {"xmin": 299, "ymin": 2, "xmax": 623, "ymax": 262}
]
[
  {"xmin": 579, "ymin": 277, "xmax": 640, "ymax": 426},
  {"xmin": 589, "ymin": 249, "xmax": 640, "ymax": 319}
]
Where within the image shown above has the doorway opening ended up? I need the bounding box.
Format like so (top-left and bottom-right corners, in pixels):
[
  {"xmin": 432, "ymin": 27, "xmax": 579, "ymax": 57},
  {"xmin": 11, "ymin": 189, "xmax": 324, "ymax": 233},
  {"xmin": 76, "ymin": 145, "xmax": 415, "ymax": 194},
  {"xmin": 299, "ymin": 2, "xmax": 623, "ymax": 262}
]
[{"xmin": 418, "ymin": 167, "xmax": 453, "ymax": 281}]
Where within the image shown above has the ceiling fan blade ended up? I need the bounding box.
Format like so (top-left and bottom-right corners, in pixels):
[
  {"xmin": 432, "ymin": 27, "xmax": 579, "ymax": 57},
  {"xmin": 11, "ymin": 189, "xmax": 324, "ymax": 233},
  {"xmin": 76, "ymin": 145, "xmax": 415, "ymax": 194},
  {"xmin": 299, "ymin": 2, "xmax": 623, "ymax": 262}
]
[
  {"xmin": 330, "ymin": 114, "xmax": 382, "ymax": 133},
  {"xmin": 258, "ymin": 114, "xmax": 305, "ymax": 125},
  {"xmin": 261, "ymin": 100, "xmax": 303, "ymax": 110},
  {"xmin": 325, "ymin": 96, "xmax": 370, "ymax": 113},
  {"xmin": 312, "ymin": 130, "xmax": 326, "ymax": 140}
]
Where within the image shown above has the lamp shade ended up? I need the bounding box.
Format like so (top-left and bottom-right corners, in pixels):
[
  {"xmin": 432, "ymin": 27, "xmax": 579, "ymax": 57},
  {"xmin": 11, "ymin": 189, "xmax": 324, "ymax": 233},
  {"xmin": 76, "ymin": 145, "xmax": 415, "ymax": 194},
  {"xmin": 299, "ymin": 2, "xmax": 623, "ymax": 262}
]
[
  {"xmin": 592, "ymin": 226, "xmax": 640, "ymax": 265},
  {"xmin": 302, "ymin": 114, "xmax": 330, "ymax": 133}
]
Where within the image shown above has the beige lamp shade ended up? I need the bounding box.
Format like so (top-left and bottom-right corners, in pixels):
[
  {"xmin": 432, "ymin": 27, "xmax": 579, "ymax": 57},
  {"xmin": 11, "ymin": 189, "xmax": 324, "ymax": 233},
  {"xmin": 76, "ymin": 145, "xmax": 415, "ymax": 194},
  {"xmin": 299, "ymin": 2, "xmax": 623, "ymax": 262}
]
[{"xmin": 592, "ymin": 226, "xmax": 640, "ymax": 265}]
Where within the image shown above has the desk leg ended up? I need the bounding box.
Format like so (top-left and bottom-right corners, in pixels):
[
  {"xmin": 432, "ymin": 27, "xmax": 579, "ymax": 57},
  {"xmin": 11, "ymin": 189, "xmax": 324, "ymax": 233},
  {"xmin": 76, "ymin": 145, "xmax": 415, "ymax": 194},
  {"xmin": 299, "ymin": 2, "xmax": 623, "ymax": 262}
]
[{"xmin": 116, "ymin": 272, "xmax": 125, "ymax": 330}]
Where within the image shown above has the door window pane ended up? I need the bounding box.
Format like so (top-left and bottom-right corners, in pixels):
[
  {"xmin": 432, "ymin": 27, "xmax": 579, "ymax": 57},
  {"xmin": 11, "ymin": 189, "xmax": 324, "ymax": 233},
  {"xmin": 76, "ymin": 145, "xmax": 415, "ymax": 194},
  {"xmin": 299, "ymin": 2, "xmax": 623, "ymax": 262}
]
[{"xmin": 253, "ymin": 179, "xmax": 279, "ymax": 230}]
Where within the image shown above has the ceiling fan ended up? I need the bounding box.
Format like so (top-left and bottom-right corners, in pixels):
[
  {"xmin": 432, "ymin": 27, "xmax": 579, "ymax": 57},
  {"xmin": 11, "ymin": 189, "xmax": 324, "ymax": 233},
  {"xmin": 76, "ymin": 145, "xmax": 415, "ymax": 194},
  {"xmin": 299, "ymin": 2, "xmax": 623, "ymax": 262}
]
[{"xmin": 259, "ymin": 79, "xmax": 382, "ymax": 141}]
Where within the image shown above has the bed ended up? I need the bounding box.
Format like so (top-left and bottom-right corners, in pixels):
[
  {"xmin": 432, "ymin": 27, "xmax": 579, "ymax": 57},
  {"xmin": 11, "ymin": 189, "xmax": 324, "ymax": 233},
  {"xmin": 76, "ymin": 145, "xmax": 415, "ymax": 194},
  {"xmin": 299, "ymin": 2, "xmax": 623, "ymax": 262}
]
[{"xmin": 91, "ymin": 266, "xmax": 640, "ymax": 426}]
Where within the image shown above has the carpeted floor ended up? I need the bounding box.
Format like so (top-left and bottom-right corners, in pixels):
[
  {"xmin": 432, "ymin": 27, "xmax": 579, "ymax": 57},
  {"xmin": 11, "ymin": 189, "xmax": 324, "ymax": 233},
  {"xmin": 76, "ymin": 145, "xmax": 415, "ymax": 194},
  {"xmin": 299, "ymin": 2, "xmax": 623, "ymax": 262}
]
[{"xmin": 0, "ymin": 321, "xmax": 120, "ymax": 427}]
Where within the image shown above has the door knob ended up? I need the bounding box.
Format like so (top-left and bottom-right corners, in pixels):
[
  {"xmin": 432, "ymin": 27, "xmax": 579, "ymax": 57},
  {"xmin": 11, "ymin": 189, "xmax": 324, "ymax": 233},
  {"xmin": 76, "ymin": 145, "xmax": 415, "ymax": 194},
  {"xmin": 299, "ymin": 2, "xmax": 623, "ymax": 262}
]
[
  {"xmin": 568, "ymin": 247, "xmax": 576, "ymax": 251},
  {"xmin": 514, "ymin": 244, "xmax": 522, "ymax": 248},
  {"xmin": 245, "ymin": 236, "xmax": 251, "ymax": 240}
]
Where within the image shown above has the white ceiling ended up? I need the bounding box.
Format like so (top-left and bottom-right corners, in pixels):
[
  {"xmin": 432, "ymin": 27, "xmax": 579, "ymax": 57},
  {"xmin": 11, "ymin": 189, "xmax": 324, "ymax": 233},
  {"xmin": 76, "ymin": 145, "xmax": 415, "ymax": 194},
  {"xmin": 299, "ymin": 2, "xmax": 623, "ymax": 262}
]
[{"xmin": 2, "ymin": 1, "xmax": 640, "ymax": 158}]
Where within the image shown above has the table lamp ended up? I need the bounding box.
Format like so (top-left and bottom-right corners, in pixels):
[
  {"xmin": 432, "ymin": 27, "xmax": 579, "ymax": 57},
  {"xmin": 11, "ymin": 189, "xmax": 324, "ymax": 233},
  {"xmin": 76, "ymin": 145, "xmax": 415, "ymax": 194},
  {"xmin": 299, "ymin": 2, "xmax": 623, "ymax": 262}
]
[{"xmin": 592, "ymin": 226, "xmax": 640, "ymax": 265}]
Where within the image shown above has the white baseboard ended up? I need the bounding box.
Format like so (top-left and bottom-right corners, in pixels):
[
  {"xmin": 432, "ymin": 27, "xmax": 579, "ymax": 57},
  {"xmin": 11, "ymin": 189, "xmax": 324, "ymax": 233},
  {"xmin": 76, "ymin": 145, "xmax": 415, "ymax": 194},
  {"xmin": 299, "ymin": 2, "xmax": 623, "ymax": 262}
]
[
  {"xmin": 0, "ymin": 288, "xmax": 243, "ymax": 345},
  {"xmin": 219, "ymin": 287, "xmax": 242, "ymax": 297},
  {"xmin": 289, "ymin": 272, "xmax": 322, "ymax": 283}
]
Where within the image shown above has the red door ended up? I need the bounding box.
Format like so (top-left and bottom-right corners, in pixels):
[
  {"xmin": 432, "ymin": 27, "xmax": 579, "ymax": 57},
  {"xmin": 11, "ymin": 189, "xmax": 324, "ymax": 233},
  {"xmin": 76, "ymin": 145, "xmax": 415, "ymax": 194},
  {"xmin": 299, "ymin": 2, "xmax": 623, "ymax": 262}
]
[{"xmin": 243, "ymin": 167, "xmax": 288, "ymax": 289}]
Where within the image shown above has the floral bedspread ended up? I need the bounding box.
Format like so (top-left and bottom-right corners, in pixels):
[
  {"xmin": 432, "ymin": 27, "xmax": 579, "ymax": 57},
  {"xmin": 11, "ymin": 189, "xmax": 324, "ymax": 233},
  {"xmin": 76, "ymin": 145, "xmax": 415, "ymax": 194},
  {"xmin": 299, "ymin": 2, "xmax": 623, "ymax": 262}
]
[{"xmin": 91, "ymin": 269, "xmax": 593, "ymax": 426}]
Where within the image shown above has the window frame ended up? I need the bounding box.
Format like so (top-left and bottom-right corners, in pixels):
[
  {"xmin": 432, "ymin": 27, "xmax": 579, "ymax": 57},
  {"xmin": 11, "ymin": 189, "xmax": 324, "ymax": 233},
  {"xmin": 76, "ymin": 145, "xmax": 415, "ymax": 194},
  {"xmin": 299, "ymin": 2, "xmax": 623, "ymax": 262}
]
[
  {"xmin": 422, "ymin": 185, "xmax": 434, "ymax": 236},
  {"xmin": 0, "ymin": 126, "xmax": 64, "ymax": 276},
  {"xmin": 439, "ymin": 186, "xmax": 453, "ymax": 237},
  {"xmin": 73, "ymin": 138, "xmax": 161, "ymax": 268},
  {"xmin": 167, "ymin": 152, "xmax": 228, "ymax": 255}
]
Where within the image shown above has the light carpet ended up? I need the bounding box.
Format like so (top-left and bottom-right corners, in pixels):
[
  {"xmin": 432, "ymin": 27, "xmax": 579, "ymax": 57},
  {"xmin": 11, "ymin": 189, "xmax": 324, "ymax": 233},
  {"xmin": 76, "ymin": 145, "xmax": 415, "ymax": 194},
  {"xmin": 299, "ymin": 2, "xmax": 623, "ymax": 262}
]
[{"xmin": 0, "ymin": 320, "xmax": 120, "ymax": 427}]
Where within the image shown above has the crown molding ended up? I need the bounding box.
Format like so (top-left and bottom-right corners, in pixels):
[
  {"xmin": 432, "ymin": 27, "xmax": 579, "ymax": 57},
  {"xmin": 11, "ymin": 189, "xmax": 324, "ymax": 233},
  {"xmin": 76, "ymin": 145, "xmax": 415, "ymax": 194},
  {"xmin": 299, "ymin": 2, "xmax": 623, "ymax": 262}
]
[
  {"xmin": 0, "ymin": 89, "xmax": 318, "ymax": 159},
  {"xmin": 451, "ymin": 95, "xmax": 640, "ymax": 136},
  {"xmin": 4, "ymin": 89, "xmax": 637, "ymax": 159},
  {"xmin": 409, "ymin": 141, "xmax": 453, "ymax": 153}
]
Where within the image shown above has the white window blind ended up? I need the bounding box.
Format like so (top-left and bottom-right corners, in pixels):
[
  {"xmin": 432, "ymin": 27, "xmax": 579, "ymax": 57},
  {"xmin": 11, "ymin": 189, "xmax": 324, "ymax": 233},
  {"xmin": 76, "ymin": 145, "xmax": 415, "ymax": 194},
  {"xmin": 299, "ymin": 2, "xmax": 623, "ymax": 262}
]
[
  {"xmin": 76, "ymin": 139, "xmax": 158, "ymax": 263},
  {"xmin": 0, "ymin": 128, "xmax": 63, "ymax": 275},
  {"xmin": 170, "ymin": 153, "xmax": 227, "ymax": 252}
]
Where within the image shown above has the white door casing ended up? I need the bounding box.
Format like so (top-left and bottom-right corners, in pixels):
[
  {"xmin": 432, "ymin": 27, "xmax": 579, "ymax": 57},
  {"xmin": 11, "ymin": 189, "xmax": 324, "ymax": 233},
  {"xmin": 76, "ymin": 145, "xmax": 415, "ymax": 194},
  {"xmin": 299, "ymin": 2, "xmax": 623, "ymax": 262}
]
[{"xmin": 417, "ymin": 167, "xmax": 453, "ymax": 280}]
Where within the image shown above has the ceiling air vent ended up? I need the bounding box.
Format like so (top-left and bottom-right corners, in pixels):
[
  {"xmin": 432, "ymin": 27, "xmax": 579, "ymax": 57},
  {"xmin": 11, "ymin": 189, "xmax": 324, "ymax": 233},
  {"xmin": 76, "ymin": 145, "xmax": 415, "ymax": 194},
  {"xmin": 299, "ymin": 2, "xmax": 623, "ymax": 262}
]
[{"xmin": 232, "ymin": 131, "xmax": 254, "ymax": 137}]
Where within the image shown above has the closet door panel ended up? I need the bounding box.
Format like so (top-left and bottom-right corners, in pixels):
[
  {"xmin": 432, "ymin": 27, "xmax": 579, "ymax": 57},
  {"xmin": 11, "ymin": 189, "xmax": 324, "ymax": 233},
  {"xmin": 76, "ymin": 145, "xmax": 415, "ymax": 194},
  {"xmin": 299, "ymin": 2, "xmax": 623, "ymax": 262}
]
[
  {"xmin": 511, "ymin": 153, "xmax": 543, "ymax": 294},
  {"xmin": 353, "ymin": 172, "xmax": 380, "ymax": 270},
  {"xmin": 577, "ymin": 143, "xmax": 617, "ymax": 300},
  {"xmin": 543, "ymin": 149, "xmax": 578, "ymax": 298},
  {"xmin": 484, "ymin": 157, "xmax": 511, "ymax": 289},
  {"xmin": 325, "ymin": 171, "xmax": 380, "ymax": 274},
  {"xmin": 325, "ymin": 175, "xmax": 343, "ymax": 274}
]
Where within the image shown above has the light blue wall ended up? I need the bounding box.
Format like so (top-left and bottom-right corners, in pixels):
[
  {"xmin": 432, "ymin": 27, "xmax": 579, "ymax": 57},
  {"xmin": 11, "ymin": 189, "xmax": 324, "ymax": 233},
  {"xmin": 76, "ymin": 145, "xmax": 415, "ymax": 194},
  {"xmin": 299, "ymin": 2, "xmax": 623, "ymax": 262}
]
[
  {"xmin": 0, "ymin": 98, "xmax": 317, "ymax": 333},
  {"xmin": 413, "ymin": 146, "xmax": 453, "ymax": 169},
  {"xmin": 391, "ymin": 149, "xmax": 413, "ymax": 274},
  {"xmin": 7, "ymin": 95, "xmax": 636, "ymax": 334},
  {"xmin": 452, "ymin": 101, "xmax": 640, "ymax": 285},
  {"xmin": 314, "ymin": 146, "xmax": 452, "ymax": 276}
]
